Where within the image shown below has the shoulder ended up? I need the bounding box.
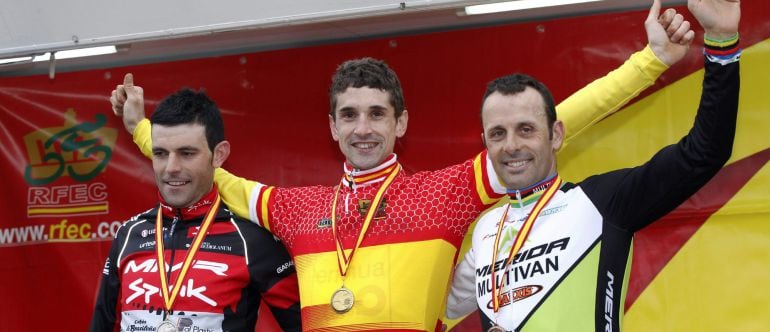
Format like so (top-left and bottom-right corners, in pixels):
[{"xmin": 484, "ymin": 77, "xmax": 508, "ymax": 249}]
[
  {"xmin": 398, "ymin": 156, "xmax": 478, "ymax": 187},
  {"xmin": 573, "ymin": 168, "xmax": 632, "ymax": 200},
  {"xmin": 274, "ymin": 184, "xmax": 334, "ymax": 194},
  {"xmin": 271, "ymin": 184, "xmax": 335, "ymax": 203},
  {"xmin": 127, "ymin": 206, "xmax": 156, "ymax": 222},
  {"xmin": 115, "ymin": 207, "xmax": 157, "ymax": 235},
  {"xmin": 227, "ymin": 213, "xmax": 282, "ymax": 243},
  {"xmin": 229, "ymin": 215, "xmax": 293, "ymax": 272}
]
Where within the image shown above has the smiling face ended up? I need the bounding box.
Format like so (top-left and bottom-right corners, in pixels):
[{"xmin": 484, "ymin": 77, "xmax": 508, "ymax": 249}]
[
  {"xmin": 481, "ymin": 87, "xmax": 563, "ymax": 190},
  {"xmin": 151, "ymin": 123, "xmax": 228, "ymax": 208},
  {"xmin": 329, "ymin": 86, "xmax": 408, "ymax": 170}
]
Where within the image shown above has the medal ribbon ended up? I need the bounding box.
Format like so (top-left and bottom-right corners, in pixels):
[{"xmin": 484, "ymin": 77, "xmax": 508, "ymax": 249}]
[
  {"xmin": 155, "ymin": 195, "xmax": 221, "ymax": 312},
  {"xmin": 332, "ymin": 164, "xmax": 401, "ymax": 277},
  {"xmin": 491, "ymin": 176, "xmax": 562, "ymax": 312}
]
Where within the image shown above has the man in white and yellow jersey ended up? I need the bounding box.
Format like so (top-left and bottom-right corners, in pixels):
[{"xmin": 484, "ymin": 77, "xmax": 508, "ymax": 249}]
[{"xmin": 447, "ymin": 0, "xmax": 740, "ymax": 331}]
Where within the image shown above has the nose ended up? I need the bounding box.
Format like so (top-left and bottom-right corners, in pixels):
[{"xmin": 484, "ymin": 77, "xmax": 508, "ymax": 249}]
[
  {"xmin": 502, "ymin": 134, "xmax": 520, "ymax": 154},
  {"xmin": 165, "ymin": 153, "xmax": 182, "ymax": 174},
  {"xmin": 353, "ymin": 117, "xmax": 373, "ymax": 136}
]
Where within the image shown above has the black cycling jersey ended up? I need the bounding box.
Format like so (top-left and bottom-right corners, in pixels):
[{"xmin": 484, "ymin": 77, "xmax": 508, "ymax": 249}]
[{"xmin": 90, "ymin": 188, "xmax": 301, "ymax": 332}]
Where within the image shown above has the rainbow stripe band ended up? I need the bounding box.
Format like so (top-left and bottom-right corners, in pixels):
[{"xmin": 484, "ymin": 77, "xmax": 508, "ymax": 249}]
[
  {"xmin": 704, "ymin": 33, "xmax": 739, "ymax": 47},
  {"xmin": 703, "ymin": 34, "xmax": 740, "ymax": 65},
  {"xmin": 704, "ymin": 39, "xmax": 739, "ymax": 53}
]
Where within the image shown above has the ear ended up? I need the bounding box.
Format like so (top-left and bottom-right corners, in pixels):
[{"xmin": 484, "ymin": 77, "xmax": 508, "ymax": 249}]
[
  {"xmin": 212, "ymin": 140, "xmax": 231, "ymax": 168},
  {"xmin": 481, "ymin": 132, "xmax": 487, "ymax": 148},
  {"xmin": 551, "ymin": 120, "xmax": 565, "ymax": 151},
  {"xmin": 395, "ymin": 110, "xmax": 409, "ymax": 138},
  {"xmin": 329, "ymin": 114, "xmax": 340, "ymax": 142}
]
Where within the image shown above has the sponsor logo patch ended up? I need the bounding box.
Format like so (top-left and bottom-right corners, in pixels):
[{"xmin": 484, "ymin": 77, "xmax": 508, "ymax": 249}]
[
  {"xmin": 317, "ymin": 218, "xmax": 332, "ymax": 229},
  {"xmin": 486, "ymin": 285, "xmax": 543, "ymax": 309}
]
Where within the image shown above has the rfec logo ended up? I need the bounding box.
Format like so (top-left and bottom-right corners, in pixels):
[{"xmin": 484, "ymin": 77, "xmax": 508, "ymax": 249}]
[{"xmin": 23, "ymin": 109, "xmax": 117, "ymax": 218}]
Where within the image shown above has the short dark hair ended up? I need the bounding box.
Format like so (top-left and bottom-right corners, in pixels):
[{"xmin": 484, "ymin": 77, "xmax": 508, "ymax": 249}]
[
  {"xmin": 482, "ymin": 73, "xmax": 557, "ymax": 137},
  {"xmin": 151, "ymin": 88, "xmax": 224, "ymax": 151},
  {"xmin": 329, "ymin": 57, "xmax": 406, "ymax": 120}
]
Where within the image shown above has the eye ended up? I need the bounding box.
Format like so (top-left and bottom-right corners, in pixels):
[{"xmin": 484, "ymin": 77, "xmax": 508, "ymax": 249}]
[
  {"xmin": 339, "ymin": 110, "xmax": 356, "ymax": 120},
  {"xmin": 179, "ymin": 149, "xmax": 198, "ymax": 158},
  {"xmin": 487, "ymin": 129, "xmax": 505, "ymax": 140},
  {"xmin": 152, "ymin": 150, "xmax": 168, "ymax": 158},
  {"xmin": 371, "ymin": 109, "xmax": 386, "ymax": 119},
  {"xmin": 519, "ymin": 125, "xmax": 534, "ymax": 136}
]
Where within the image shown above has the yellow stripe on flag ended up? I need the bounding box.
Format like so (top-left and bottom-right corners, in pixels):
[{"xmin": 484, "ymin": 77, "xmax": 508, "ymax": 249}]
[{"xmin": 27, "ymin": 203, "xmax": 108, "ymax": 216}]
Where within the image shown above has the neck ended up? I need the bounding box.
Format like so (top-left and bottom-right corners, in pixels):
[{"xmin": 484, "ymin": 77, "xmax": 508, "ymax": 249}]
[
  {"xmin": 158, "ymin": 186, "xmax": 219, "ymax": 220},
  {"xmin": 506, "ymin": 173, "xmax": 558, "ymax": 200},
  {"xmin": 342, "ymin": 154, "xmax": 399, "ymax": 189}
]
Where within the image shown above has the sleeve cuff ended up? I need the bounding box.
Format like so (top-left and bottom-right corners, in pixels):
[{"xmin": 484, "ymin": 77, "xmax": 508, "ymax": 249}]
[
  {"xmin": 132, "ymin": 118, "xmax": 153, "ymax": 158},
  {"xmin": 633, "ymin": 45, "xmax": 670, "ymax": 81},
  {"xmin": 704, "ymin": 36, "xmax": 741, "ymax": 65}
]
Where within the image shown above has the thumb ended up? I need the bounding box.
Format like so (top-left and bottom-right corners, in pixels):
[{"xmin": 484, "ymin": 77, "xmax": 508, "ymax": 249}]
[
  {"xmin": 647, "ymin": 0, "xmax": 662, "ymax": 22},
  {"xmin": 123, "ymin": 73, "xmax": 138, "ymax": 97},
  {"xmin": 123, "ymin": 73, "xmax": 134, "ymax": 87}
]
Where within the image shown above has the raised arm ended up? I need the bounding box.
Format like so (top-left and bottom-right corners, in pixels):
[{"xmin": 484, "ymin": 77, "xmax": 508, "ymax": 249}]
[
  {"xmin": 582, "ymin": 0, "xmax": 740, "ymax": 232},
  {"xmin": 558, "ymin": 0, "xmax": 695, "ymax": 148}
]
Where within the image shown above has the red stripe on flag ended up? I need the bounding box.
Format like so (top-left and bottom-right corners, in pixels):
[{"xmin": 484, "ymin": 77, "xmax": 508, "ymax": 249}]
[{"xmin": 626, "ymin": 148, "xmax": 770, "ymax": 310}]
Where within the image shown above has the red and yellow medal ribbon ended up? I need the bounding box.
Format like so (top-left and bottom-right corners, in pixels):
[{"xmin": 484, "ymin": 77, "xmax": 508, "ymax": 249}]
[
  {"xmin": 332, "ymin": 164, "xmax": 400, "ymax": 277},
  {"xmin": 155, "ymin": 195, "xmax": 221, "ymax": 312},
  {"xmin": 344, "ymin": 163, "xmax": 398, "ymax": 186},
  {"xmin": 491, "ymin": 176, "xmax": 562, "ymax": 312}
]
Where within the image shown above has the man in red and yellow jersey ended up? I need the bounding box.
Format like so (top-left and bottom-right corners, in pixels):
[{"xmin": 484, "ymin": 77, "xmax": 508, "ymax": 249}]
[{"xmin": 111, "ymin": 4, "xmax": 694, "ymax": 329}]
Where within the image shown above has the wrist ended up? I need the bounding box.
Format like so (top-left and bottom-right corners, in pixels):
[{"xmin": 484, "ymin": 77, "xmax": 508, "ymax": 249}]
[
  {"xmin": 127, "ymin": 118, "xmax": 148, "ymax": 136},
  {"xmin": 125, "ymin": 122, "xmax": 138, "ymax": 135},
  {"xmin": 649, "ymin": 44, "xmax": 674, "ymax": 67},
  {"xmin": 704, "ymin": 31, "xmax": 738, "ymax": 41},
  {"xmin": 642, "ymin": 44, "xmax": 670, "ymax": 70},
  {"xmin": 704, "ymin": 32, "xmax": 739, "ymax": 49}
]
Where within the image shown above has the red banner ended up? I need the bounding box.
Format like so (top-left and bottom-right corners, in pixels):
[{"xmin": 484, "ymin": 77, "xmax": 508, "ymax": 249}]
[{"xmin": 1, "ymin": 3, "xmax": 768, "ymax": 331}]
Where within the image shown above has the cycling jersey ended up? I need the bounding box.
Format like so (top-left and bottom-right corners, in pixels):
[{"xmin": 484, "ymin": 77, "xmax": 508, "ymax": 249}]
[
  {"xmin": 446, "ymin": 53, "xmax": 740, "ymax": 332},
  {"xmin": 90, "ymin": 187, "xmax": 302, "ymax": 332},
  {"xmin": 131, "ymin": 46, "xmax": 669, "ymax": 331}
]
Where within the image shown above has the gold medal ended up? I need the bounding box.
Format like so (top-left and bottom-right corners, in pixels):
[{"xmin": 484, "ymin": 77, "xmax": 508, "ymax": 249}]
[
  {"xmin": 329, "ymin": 164, "xmax": 399, "ymax": 315},
  {"xmin": 330, "ymin": 286, "xmax": 355, "ymax": 313},
  {"xmin": 156, "ymin": 319, "xmax": 177, "ymax": 332},
  {"xmin": 487, "ymin": 325, "xmax": 506, "ymax": 332}
]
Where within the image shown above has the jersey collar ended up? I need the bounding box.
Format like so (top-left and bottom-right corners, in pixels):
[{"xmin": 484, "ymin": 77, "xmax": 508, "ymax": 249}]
[
  {"xmin": 157, "ymin": 186, "xmax": 220, "ymax": 220},
  {"xmin": 341, "ymin": 154, "xmax": 401, "ymax": 190},
  {"xmin": 506, "ymin": 173, "xmax": 559, "ymax": 206}
]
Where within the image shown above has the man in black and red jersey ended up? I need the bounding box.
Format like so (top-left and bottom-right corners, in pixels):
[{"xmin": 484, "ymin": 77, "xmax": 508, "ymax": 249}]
[{"xmin": 89, "ymin": 89, "xmax": 301, "ymax": 332}]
